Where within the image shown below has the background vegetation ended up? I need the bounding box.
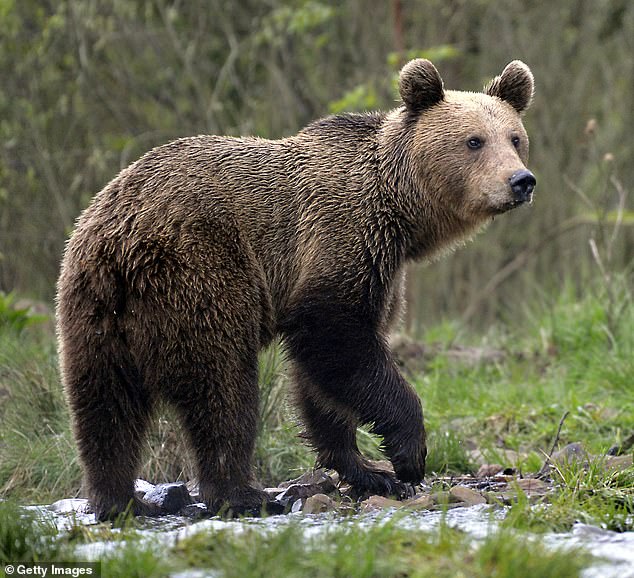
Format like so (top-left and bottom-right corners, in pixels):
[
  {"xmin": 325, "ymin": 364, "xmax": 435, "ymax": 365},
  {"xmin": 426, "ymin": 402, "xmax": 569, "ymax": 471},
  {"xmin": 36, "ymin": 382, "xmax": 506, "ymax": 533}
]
[{"xmin": 0, "ymin": 0, "xmax": 632, "ymax": 330}]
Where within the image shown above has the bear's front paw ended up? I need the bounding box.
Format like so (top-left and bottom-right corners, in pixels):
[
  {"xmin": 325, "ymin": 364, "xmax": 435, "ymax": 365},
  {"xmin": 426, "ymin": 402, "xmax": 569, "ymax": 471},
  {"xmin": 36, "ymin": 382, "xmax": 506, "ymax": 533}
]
[
  {"xmin": 391, "ymin": 445, "xmax": 427, "ymax": 486},
  {"xmin": 345, "ymin": 463, "xmax": 414, "ymax": 500}
]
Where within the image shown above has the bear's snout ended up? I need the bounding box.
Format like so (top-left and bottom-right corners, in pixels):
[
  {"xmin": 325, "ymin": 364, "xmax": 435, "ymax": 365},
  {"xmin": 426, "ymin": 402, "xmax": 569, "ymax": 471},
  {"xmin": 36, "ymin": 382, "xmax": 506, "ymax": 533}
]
[{"xmin": 509, "ymin": 169, "xmax": 536, "ymax": 204}]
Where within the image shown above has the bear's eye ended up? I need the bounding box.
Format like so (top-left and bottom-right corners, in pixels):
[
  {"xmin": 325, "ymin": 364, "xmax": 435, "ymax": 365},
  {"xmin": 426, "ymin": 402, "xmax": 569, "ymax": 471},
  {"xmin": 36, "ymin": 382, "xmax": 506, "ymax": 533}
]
[
  {"xmin": 467, "ymin": 137, "xmax": 483, "ymax": 150},
  {"xmin": 511, "ymin": 136, "xmax": 521, "ymax": 149}
]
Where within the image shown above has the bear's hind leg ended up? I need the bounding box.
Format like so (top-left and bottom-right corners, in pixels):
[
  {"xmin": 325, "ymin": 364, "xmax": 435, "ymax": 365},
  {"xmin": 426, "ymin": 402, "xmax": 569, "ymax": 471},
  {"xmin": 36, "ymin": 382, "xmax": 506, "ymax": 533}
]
[
  {"xmin": 164, "ymin": 344, "xmax": 269, "ymax": 516},
  {"xmin": 64, "ymin": 354, "xmax": 155, "ymax": 520}
]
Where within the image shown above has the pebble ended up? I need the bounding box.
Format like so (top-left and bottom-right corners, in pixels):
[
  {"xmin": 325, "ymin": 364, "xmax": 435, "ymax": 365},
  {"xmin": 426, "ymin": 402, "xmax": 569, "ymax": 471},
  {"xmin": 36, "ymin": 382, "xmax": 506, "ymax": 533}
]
[
  {"xmin": 449, "ymin": 486, "xmax": 487, "ymax": 505},
  {"xmin": 551, "ymin": 442, "xmax": 588, "ymax": 465},
  {"xmin": 360, "ymin": 495, "xmax": 403, "ymax": 512},
  {"xmin": 477, "ymin": 463, "xmax": 504, "ymax": 478},
  {"xmin": 48, "ymin": 498, "xmax": 90, "ymax": 514},
  {"xmin": 303, "ymin": 493, "xmax": 336, "ymax": 514}
]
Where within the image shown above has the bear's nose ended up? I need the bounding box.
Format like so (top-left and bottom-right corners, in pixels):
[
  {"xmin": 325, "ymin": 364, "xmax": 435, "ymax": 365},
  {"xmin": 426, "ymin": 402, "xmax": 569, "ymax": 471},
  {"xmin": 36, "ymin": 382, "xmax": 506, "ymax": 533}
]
[{"xmin": 509, "ymin": 169, "xmax": 536, "ymax": 203}]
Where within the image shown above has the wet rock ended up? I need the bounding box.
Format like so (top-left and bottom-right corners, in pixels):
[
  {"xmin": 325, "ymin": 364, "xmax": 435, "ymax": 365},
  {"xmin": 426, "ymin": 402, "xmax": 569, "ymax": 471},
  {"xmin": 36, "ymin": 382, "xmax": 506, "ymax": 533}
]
[
  {"xmin": 303, "ymin": 494, "xmax": 336, "ymax": 514},
  {"xmin": 404, "ymin": 494, "xmax": 434, "ymax": 510},
  {"xmin": 278, "ymin": 469, "xmax": 337, "ymax": 494},
  {"xmin": 551, "ymin": 442, "xmax": 588, "ymax": 465},
  {"xmin": 604, "ymin": 454, "xmax": 633, "ymax": 472},
  {"xmin": 142, "ymin": 482, "xmax": 193, "ymax": 514},
  {"xmin": 186, "ymin": 480, "xmax": 200, "ymax": 500},
  {"xmin": 360, "ymin": 495, "xmax": 403, "ymax": 512},
  {"xmin": 179, "ymin": 503, "xmax": 211, "ymax": 518},
  {"xmin": 274, "ymin": 469, "xmax": 338, "ymax": 507},
  {"xmin": 476, "ymin": 463, "xmax": 504, "ymax": 478},
  {"xmin": 275, "ymin": 483, "xmax": 320, "ymax": 506},
  {"xmin": 431, "ymin": 490, "xmax": 462, "ymax": 505},
  {"xmin": 516, "ymin": 478, "xmax": 549, "ymax": 496},
  {"xmin": 134, "ymin": 479, "xmax": 155, "ymax": 499},
  {"xmin": 449, "ymin": 486, "xmax": 487, "ymax": 506},
  {"xmin": 484, "ymin": 476, "xmax": 550, "ymax": 505},
  {"xmin": 263, "ymin": 487, "xmax": 287, "ymax": 499},
  {"xmin": 48, "ymin": 498, "xmax": 91, "ymax": 514},
  {"xmin": 485, "ymin": 491, "xmax": 511, "ymax": 505}
]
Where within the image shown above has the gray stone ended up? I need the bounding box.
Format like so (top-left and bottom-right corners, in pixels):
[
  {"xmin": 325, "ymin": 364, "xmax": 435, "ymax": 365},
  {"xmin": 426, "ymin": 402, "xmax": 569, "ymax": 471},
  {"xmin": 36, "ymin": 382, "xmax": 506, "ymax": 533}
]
[
  {"xmin": 142, "ymin": 482, "xmax": 193, "ymax": 514},
  {"xmin": 449, "ymin": 486, "xmax": 487, "ymax": 505},
  {"xmin": 278, "ymin": 469, "xmax": 337, "ymax": 494},
  {"xmin": 303, "ymin": 493, "xmax": 336, "ymax": 514},
  {"xmin": 551, "ymin": 442, "xmax": 588, "ymax": 465},
  {"xmin": 179, "ymin": 502, "xmax": 211, "ymax": 518},
  {"xmin": 48, "ymin": 498, "xmax": 90, "ymax": 514}
]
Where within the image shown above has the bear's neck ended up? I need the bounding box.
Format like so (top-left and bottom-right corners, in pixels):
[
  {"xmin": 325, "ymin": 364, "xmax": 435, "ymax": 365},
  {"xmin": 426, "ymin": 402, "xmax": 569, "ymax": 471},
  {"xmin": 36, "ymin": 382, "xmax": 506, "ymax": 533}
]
[{"xmin": 377, "ymin": 110, "xmax": 484, "ymax": 263}]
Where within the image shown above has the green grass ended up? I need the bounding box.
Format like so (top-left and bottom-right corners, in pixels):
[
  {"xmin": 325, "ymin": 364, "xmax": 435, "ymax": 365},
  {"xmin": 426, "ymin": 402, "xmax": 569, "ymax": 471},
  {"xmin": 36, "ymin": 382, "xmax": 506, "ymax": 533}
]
[
  {"xmin": 416, "ymin": 279, "xmax": 634, "ymax": 474},
  {"xmin": 0, "ymin": 500, "xmax": 65, "ymax": 563},
  {"xmin": 0, "ymin": 324, "xmax": 80, "ymax": 503},
  {"xmin": 163, "ymin": 518, "xmax": 589, "ymax": 578},
  {"xmin": 503, "ymin": 455, "xmax": 634, "ymax": 533}
]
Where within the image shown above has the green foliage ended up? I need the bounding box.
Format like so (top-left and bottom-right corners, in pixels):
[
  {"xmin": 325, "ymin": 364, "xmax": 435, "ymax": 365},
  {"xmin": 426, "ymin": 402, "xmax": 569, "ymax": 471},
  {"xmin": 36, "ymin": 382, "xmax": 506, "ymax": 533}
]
[
  {"xmin": 257, "ymin": 0, "xmax": 335, "ymax": 46},
  {"xmin": 416, "ymin": 278, "xmax": 634, "ymax": 461},
  {"xmin": 425, "ymin": 429, "xmax": 472, "ymax": 475},
  {"xmin": 473, "ymin": 528, "xmax": 587, "ymax": 578},
  {"xmin": 0, "ymin": 293, "xmax": 47, "ymax": 332},
  {"xmin": 329, "ymin": 84, "xmax": 379, "ymax": 114},
  {"xmin": 255, "ymin": 343, "xmax": 313, "ymax": 485},
  {"xmin": 386, "ymin": 45, "xmax": 460, "ymax": 68}
]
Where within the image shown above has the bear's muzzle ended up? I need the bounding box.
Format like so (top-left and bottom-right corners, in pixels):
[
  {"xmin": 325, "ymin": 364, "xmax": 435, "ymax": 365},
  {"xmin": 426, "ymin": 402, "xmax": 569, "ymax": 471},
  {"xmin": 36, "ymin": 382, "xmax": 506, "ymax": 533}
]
[{"xmin": 509, "ymin": 169, "xmax": 536, "ymax": 205}]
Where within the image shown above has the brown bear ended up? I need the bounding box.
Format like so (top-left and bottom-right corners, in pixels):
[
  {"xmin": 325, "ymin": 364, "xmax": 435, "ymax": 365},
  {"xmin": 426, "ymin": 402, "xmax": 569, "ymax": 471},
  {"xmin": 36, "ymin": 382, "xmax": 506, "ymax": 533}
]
[{"xmin": 56, "ymin": 59, "xmax": 535, "ymax": 519}]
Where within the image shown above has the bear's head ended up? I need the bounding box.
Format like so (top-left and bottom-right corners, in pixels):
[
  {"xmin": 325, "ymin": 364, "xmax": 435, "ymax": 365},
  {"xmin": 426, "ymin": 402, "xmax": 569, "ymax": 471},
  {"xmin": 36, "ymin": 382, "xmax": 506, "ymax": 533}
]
[{"xmin": 398, "ymin": 59, "xmax": 536, "ymax": 227}]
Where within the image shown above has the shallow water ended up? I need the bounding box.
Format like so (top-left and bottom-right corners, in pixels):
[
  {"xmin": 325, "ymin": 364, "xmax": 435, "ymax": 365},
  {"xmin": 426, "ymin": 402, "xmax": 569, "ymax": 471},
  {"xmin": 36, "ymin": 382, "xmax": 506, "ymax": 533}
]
[{"xmin": 35, "ymin": 500, "xmax": 634, "ymax": 578}]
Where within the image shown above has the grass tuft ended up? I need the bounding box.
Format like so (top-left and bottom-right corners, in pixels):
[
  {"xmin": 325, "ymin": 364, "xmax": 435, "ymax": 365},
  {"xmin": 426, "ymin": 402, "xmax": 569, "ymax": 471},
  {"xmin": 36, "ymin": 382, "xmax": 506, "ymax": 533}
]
[{"xmin": 0, "ymin": 501, "xmax": 64, "ymax": 563}]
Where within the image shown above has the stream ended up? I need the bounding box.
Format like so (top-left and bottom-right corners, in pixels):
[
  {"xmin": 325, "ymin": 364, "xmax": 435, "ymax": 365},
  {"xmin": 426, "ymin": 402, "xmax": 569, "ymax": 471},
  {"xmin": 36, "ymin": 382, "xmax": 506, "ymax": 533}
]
[{"xmin": 32, "ymin": 499, "xmax": 634, "ymax": 578}]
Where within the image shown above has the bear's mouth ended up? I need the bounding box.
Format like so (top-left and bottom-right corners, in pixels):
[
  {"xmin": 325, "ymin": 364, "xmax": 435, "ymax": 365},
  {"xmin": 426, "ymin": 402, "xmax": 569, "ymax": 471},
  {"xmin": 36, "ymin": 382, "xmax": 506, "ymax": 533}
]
[{"xmin": 492, "ymin": 195, "xmax": 532, "ymax": 215}]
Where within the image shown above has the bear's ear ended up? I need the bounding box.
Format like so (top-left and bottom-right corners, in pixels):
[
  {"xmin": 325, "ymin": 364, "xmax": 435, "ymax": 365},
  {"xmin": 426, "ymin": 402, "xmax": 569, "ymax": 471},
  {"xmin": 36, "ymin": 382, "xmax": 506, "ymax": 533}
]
[
  {"xmin": 485, "ymin": 60, "xmax": 534, "ymax": 114},
  {"xmin": 399, "ymin": 59, "xmax": 445, "ymax": 114}
]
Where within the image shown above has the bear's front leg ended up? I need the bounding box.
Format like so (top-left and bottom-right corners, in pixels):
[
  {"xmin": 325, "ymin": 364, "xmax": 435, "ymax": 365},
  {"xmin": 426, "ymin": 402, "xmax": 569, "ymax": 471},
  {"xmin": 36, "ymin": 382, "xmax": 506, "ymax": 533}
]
[{"xmin": 283, "ymin": 300, "xmax": 426, "ymax": 494}]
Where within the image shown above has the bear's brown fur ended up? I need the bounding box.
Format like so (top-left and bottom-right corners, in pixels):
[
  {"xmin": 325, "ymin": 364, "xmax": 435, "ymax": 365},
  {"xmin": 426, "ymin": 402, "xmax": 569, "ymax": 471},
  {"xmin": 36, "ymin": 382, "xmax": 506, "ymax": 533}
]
[{"xmin": 56, "ymin": 59, "xmax": 535, "ymax": 519}]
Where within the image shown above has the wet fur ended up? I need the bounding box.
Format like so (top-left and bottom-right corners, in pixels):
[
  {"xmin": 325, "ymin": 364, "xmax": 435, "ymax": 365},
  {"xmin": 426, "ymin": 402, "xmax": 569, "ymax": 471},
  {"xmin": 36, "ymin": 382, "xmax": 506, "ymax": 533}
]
[{"xmin": 57, "ymin": 59, "xmax": 534, "ymax": 519}]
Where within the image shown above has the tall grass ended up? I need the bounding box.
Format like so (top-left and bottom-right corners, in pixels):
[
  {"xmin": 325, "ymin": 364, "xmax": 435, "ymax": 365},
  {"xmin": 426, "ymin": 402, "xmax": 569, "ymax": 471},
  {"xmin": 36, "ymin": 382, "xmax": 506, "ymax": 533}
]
[{"xmin": 0, "ymin": 322, "xmax": 80, "ymax": 503}]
